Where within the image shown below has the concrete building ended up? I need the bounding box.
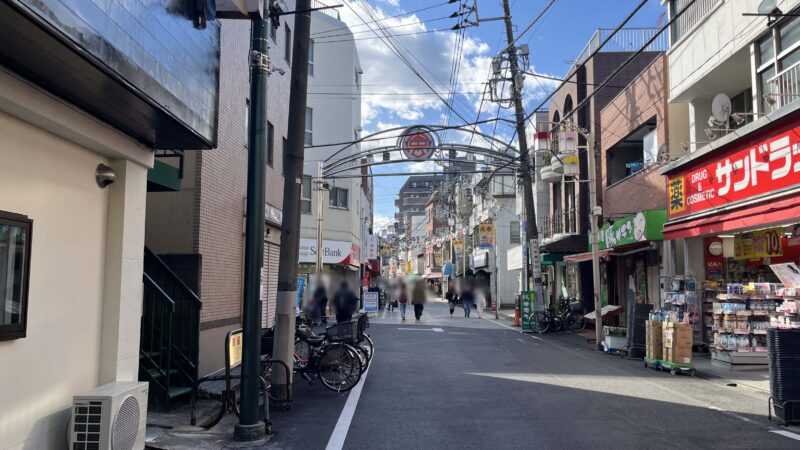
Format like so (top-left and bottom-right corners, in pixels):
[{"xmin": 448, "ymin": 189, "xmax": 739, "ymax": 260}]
[
  {"xmin": 144, "ymin": 3, "xmax": 295, "ymax": 381},
  {"xmin": 298, "ymin": 7, "xmax": 366, "ymax": 294},
  {"xmin": 394, "ymin": 175, "xmax": 436, "ymax": 235},
  {"xmin": 0, "ymin": 1, "xmax": 219, "ymax": 447},
  {"xmin": 596, "ymin": 54, "xmax": 677, "ymax": 312}
]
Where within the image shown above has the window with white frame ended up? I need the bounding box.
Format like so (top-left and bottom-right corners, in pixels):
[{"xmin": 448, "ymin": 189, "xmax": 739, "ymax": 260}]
[
  {"xmin": 510, "ymin": 220, "xmax": 520, "ymax": 244},
  {"xmin": 756, "ymin": 16, "xmax": 800, "ymax": 112},
  {"xmin": 305, "ymin": 107, "xmax": 313, "ymax": 146},
  {"xmin": 329, "ymin": 187, "xmax": 348, "ymax": 209},
  {"xmin": 308, "ymin": 39, "xmax": 314, "ymax": 76},
  {"xmin": 301, "ymin": 176, "xmax": 312, "ymax": 214},
  {"xmin": 491, "ymin": 175, "xmax": 516, "ymax": 196}
]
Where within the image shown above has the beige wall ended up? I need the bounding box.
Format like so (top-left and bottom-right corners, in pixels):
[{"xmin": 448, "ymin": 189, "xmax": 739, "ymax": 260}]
[
  {"xmin": 0, "ymin": 69, "xmax": 151, "ymax": 449},
  {"xmin": 0, "ymin": 110, "xmax": 108, "ymax": 448}
]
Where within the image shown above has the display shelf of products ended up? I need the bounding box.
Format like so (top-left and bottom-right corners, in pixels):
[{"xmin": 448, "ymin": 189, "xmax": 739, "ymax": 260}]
[
  {"xmin": 710, "ymin": 283, "xmax": 800, "ymax": 365},
  {"xmin": 661, "ymin": 275, "xmax": 704, "ymax": 347}
]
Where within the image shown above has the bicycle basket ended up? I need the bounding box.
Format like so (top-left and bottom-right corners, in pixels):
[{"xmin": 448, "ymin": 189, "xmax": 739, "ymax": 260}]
[
  {"xmin": 569, "ymin": 301, "xmax": 583, "ymax": 313},
  {"xmin": 326, "ymin": 321, "xmax": 358, "ymax": 343},
  {"xmin": 356, "ymin": 314, "xmax": 369, "ymax": 340}
]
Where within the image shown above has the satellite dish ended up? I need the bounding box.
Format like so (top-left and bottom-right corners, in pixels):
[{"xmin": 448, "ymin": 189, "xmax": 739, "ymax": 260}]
[
  {"xmin": 712, "ymin": 93, "xmax": 732, "ymax": 123},
  {"xmin": 758, "ymin": 0, "xmax": 779, "ymax": 15}
]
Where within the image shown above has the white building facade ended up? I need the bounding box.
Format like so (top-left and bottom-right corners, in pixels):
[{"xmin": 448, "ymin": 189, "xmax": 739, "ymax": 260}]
[{"xmin": 299, "ymin": 9, "xmax": 367, "ymax": 294}]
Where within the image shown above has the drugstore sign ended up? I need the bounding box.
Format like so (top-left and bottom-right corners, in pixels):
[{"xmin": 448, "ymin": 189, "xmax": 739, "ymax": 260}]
[
  {"xmin": 666, "ymin": 119, "xmax": 800, "ymax": 219},
  {"xmin": 598, "ymin": 210, "xmax": 667, "ymax": 250}
]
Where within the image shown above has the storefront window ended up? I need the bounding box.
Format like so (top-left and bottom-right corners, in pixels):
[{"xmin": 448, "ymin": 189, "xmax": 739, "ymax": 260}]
[{"xmin": 0, "ymin": 211, "xmax": 32, "ymax": 341}]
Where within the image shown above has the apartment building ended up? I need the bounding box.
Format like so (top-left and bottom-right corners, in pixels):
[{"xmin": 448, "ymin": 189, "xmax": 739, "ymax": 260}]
[
  {"xmin": 540, "ymin": 27, "xmax": 667, "ymax": 308},
  {"xmin": 0, "ymin": 1, "xmax": 219, "ymax": 447},
  {"xmin": 144, "ymin": 1, "xmax": 294, "ymax": 387},
  {"xmin": 298, "ymin": 7, "xmax": 367, "ymax": 294}
]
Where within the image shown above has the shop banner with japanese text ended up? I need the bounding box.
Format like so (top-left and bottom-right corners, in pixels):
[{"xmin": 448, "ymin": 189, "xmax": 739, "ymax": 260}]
[
  {"xmin": 478, "ymin": 223, "xmax": 495, "ymax": 249},
  {"xmin": 734, "ymin": 227, "xmax": 783, "ymax": 259},
  {"xmin": 453, "ymin": 239, "xmax": 464, "ymax": 258},
  {"xmin": 666, "ymin": 120, "xmax": 800, "ymax": 219}
]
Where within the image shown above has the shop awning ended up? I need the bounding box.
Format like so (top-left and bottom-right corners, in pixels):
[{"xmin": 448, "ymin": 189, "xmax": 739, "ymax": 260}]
[
  {"xmin": 663, "ymin": 196, "xmax": 800, "ymax": 240},
  {"xmin": 563, "ymin": 249, "xmax": 612, "ymax": 263},
  {"xmin": 540, "ymin": 253, "xmax": 563, "ymax": 266},
  {"xmin": 424, "ymin": 272, "xmax": 442, "ymax": 280}
]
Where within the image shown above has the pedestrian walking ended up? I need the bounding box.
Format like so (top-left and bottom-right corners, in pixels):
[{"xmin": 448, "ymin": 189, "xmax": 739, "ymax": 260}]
[
  {"xmin": 332, "ymin": 281, "xmax": 357, "ymax": 323},
  {"xmin": 397, "ymin": 282, "xmax": 408, "ymax": 320},
  {"xmin": 475, "ymin": 287, "xmax": 486, "ymax": 319},
  {"xmin": 445, "ymin": 282, "xmax": 458, "ymax": 316},
  {"xmin": 411, "ymin": 280, "xmax": 427, "ymax": 320},
  {"xmin": 460, "ymin": 282, "xmax": 475, "ymax": 318},
  {"xmin": 312, "ymin": 284, "xmax": 328, "ymax": 324}
]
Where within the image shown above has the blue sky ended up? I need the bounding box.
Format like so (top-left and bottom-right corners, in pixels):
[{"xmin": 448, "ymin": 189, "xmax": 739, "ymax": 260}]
[{"xmin": 328, "ymin": 0, "xmax": 666, "ymax": 229}]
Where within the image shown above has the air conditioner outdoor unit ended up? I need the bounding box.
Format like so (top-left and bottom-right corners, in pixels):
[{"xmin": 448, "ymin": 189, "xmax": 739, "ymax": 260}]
[{"xmin": 69, "ymin": 381, "xmax": 148, "ymax": 450}]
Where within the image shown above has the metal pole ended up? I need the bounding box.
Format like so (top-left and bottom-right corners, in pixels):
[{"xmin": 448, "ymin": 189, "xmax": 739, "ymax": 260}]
[
  {"xmin": 315, "ymin": 161, "xmax": 325, "ymax": 293},
  {"xmin": 501, "ymin": 0, "xmax": 543, "ymax": 310},
  {"xmin": 586, "ymin": 135, "xmax": 603, "ymax": 350},
  {"xmin": 235, "ymin": 4, "xmax": 270, "ymax": 441},
  {"xmin": 273, "ymin": 0, "xmax": 312, "ymax": 399}
]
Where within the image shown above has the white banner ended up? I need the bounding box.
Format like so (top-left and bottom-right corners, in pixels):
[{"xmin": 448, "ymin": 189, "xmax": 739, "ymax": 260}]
[{"xmin": 299, "ymin": 238, "xmax": 357, "ymax": 265}]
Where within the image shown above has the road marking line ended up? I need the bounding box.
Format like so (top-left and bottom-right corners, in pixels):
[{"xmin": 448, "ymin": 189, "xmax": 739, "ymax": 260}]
[
  {"xmin": 771, "ymin": 430, "xmax": 800, "ymax": 441},
  {"xmin": 397, "ymin": 327, "xmax": 444, "ymax": 331},
  {"xmin": 325, "ymin": 366, "xmax": 370, "ymax": 450},
  {"xmin": 485, "ymin": 319, "xmax": 545, "ymax": 340}
]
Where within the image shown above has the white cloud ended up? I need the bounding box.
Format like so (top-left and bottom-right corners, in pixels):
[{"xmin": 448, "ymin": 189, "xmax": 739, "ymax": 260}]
[{"xmin": 373, "ymin": 213, "xmax": 394, "ymax": 231}]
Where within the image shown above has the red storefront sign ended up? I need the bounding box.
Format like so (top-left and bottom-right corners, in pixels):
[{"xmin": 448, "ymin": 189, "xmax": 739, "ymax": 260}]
[{"xmin": 666, "ymin": 119, "xmax": 800, "ymax": 219}]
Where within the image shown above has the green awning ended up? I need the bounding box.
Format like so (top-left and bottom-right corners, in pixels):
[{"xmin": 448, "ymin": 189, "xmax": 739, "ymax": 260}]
[
  {"xmin": 598, "ymin": 210, "xmax": 667, "ymax": 250},
  {"xmin": 540, "ymin": 253, "xmax": 563, "ymax": 266}
]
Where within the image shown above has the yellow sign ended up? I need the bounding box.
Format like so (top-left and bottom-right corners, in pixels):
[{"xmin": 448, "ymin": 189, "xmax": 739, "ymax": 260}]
[
  {"xmin": 478, "ymin": 223, "xmax": 495, "ymax": 249},
  {"xmin": 228, "ymin": 330, "xmax": 243, "ymax": 367},
  {"xmin": 734, "ymin": 227, "xmax": 783, "ymax": 260},
  {"xmin": 406, "ymin": 261, "xmax": 412, "ymax": 273},
  {"xmin": 453, "ymin": 239, "xmax": 464, "ymax": 258},
  {"xmin": 668, "ymin": 176, "xmax": 685, "ymax": 215}
]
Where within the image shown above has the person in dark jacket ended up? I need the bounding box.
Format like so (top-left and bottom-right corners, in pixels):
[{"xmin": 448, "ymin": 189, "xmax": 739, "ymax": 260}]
[
  {"xmin": 312, "ymin": 285, "xmax": 328, "ymax": 324},
  {"xmin": 460, "ymin": 281, "xmax": 475, "ymax": 318},
  {"xmin": 445, "ymin": 283, "xmax": 458, "ymax": 316},
  {"xmin": 333, "ymin": 281, "xmax": 358, "ymax": 323}
]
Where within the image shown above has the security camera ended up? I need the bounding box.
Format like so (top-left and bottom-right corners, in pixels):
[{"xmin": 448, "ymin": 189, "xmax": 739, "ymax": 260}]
[
  {"xmin": 273, "ymin": 67, "xmax": 286, "ymax": 76},
  {"xmin": 95, "ymin": 164, "xmax": 116, "ymax": 188}
]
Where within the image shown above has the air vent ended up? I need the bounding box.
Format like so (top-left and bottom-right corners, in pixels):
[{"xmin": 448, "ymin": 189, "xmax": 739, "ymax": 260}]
[{"xmin": 111, "ymin": 396, "xmax": 140, "ymax": 450}]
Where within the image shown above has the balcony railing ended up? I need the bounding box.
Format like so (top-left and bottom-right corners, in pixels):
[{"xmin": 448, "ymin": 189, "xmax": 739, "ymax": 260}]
[
  {"xmin": 670, "ymin": 0, "xmax": 721, "ymax": 44},
  {"xmin": 766, "ymin": 61, "xmax": 800, "ymax": 112},
  {"xmin": 543, "ymin": 209, "xmax": 578, "ymax": 239},
  {"xmin": 312, "ymin": 0, "xmax": 341, "ymax": 20},
  {"xmin": 568, "ymin": 28, "xmax": 668, "ymax": 77}
]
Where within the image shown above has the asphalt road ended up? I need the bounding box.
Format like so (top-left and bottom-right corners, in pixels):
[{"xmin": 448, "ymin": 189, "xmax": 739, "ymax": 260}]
[{"xmin": 267, "ymin": 301, "xmax": 800, "ymax": 450}]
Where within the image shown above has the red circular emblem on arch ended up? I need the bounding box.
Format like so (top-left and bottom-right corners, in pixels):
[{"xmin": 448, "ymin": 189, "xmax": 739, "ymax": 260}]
[{"xmin": 398, "ymin": 126, "xmax": 437, "ymax": 160}]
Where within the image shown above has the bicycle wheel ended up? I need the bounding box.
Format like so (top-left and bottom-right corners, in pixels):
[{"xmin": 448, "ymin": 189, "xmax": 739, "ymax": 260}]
[
  {"xmin": 317, "ymin": 343, "xmax": 363, "ymax": 393},
  {"xmin": 293, "ymin": 338, "xmax": 312, "ymax": 371},
  {"xmin": 566, "ymin": 313, "xmax": 586, "ymax": 333},
  {"xmin": 530, "ymin": 312, "xmax": 549, "ymax": 334},
  {"xmin": 358, "ymin": 334, "xmax": 374, "ymax": 365}
]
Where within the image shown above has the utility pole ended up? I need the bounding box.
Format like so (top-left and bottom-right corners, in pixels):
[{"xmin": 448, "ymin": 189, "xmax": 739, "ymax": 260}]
[
  {"xmin": 273, "ymin": 0, "xmax": 312, "ymax": 400},
  {"xmin": 501, "ymin": 0, "xmax": 543, "ymax": 309},
  {"xmin": 235, "ymin": 3, "xmax": 270, "ymax": 441},
  {"xmin": 586, "ymin": 135, "xmax": 603, "ymax": 351}
]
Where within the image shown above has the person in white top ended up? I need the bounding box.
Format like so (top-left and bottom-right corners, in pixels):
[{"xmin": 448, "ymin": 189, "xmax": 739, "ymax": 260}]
[{"xmin": 475, "ymin": 288, "xmax": 486, "ymax": 319}]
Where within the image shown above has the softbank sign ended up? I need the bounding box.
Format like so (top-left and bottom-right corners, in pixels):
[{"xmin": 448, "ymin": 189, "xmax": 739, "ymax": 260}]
[{"xmin": 298, "ymin": 238, "xmax": 360, "ymax": 265}]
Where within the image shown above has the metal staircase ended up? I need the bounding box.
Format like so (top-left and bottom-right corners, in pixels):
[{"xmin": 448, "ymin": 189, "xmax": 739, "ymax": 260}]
[{"xmin": 139, "ymin": 246, "xmax": 201, "ymax": 410}]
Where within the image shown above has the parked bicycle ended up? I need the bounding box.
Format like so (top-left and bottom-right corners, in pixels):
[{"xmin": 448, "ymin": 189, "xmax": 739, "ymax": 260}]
[
  {"xmin": 527, "ymin": 298, "xmax": 586, "ymax": 334},
  {"xmin": 292, "ymin": 318, "xmax": 363, "ymax": 393}
]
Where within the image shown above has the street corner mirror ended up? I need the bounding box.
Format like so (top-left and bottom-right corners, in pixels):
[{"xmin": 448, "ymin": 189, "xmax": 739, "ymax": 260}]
[{"xmin": 95, "ymin": 164, "xmax": 116, "ymax": 188}]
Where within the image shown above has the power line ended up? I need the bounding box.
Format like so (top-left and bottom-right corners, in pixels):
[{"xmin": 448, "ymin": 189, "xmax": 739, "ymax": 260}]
[
  {"xmin": 312, "ymin": 15, "xmax": 452, "ymax": 39},
  {"xmin": 313, "ymin": 27, "xmax": 453, "ymax": 44},
  {"xmin": 310, "ymin": 1, "xmax": 452, "ymax": 36}
]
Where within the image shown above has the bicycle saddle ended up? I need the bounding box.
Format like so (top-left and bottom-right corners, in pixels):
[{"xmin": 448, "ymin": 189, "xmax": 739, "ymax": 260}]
[{"xmin": 305, "ymin": 335, "xmax": 325, "ymax": 346}]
